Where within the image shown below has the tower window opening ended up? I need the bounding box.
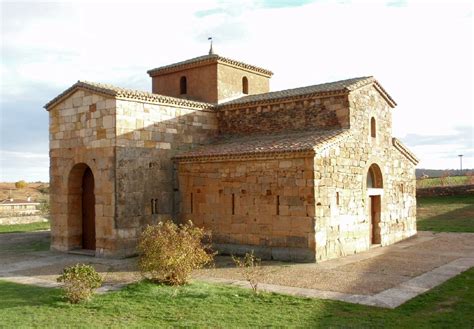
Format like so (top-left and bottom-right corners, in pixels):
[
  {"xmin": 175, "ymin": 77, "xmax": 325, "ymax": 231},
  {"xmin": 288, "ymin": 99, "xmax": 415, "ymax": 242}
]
[{"xmin": 180, "ymin": 76, "xmax": 187, "ymax": 95}]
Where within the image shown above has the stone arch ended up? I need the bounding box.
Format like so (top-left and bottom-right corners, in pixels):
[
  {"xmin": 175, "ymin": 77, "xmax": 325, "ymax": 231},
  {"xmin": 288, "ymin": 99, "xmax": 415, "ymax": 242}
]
[
  {"xmin": 367, "ymin": 163, "xmax": 383, "ymax": 188},
  {"xmin": 67, "ymin": 163, "xmax": 96, "ymax": 251}
]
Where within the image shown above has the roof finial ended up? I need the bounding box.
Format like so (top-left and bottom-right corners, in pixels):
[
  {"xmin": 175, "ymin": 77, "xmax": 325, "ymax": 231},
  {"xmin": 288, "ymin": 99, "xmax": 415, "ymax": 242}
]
[{"xmin": 208, "ymin": 37, "xmax": 214, "ymax": 55}]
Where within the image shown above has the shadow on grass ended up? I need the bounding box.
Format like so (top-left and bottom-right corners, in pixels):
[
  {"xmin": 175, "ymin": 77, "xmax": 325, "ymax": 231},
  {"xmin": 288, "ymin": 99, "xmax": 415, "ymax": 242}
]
[
  {"xmin": 0, "ymin": 280, "xmax": 63, "ymax": 310},
  {"xmin": 417, "ymin": 196, "xmax": 474, "ymax": 232}
]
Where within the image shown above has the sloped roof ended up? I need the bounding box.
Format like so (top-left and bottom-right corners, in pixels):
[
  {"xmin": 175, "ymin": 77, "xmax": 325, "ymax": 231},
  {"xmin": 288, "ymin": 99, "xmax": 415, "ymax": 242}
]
[
  {"xmin": 44, "ymin": 81, "xmax": 214, "ymax": 110},
  {"xmin": 147, "ymin": 54, "xmax": 273, "ymax": 77},
  {"xmin": 219, "ymin": 76, "xmax": 396, "ymax": 108},
  {"xmin": 174, "ymin": 128, "xmax": 350, "ymax": 161},
  {"xmin": 392, "ymin": 138, "xmax": 419, "ymax": 165}
]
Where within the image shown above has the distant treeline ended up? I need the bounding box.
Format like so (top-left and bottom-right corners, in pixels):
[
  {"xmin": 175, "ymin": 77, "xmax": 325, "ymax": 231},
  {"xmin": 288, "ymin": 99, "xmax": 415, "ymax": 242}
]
[{"xmin": 416, "ymin": 169, "xmax": 473, "ymax": 179}]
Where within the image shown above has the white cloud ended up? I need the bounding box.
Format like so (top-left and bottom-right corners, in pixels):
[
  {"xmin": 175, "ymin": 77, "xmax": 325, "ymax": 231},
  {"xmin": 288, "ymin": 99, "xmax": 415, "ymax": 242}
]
[{"xmin": 0, "ymin": 0, "xmax": 472, "ymax": 181}]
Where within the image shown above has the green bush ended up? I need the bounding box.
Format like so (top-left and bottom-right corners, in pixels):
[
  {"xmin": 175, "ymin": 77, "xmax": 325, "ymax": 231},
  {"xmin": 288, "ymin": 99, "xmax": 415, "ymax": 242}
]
[
  {"xmin": 15, "ymin": 180, "xmax": 28, "ymax": 189},
  {"xmin": 138, "ymin": 220, "xmax": 215, "ymax": 286},
  {"xmin": 57, "ymin": 264, "xmax": 103, "ymax": 303}
]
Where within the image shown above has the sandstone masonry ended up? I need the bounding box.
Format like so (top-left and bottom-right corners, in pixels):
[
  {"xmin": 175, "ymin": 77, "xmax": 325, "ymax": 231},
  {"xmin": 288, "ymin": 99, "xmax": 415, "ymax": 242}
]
[{"xmin": 45, "ymin": 52, "xmax": 418, "ymax": 261}]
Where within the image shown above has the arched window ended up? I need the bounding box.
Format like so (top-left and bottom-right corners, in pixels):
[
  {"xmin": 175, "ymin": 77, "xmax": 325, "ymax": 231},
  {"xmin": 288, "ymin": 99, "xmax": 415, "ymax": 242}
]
[
  {"xmin": 370, "ymin": 117, "xmax": 376, "ymax": 138},
  {"xmin": 367, "ymin": 163, "xmax": 383, "ymax": 188},
  {"xmin": 180, "ymin": 76, "xmax": 187, "ymax": 95},
  {"xmin": 242, "ymin": 76, "xmax": 248, "ymax": 94}
]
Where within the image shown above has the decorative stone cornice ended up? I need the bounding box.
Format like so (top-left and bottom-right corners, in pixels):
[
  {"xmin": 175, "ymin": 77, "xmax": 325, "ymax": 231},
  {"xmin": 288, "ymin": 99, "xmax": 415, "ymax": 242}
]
[
  {"xmin": 174, "ymin": 149, "xmax": 315, "ymax": 163},
  {"xmin": 217, "ymin": 76, "xmax": 397, "ymax": 111},
  {"xmin": 147, "ymin": 54, "xmax": 273, "ymax": 78},
  {"xmin": 392, "ymin": 138, "xmax": 419, "ymax": 165},
  {"xmin": 44, "ymin": 81, "xmax": 214, "ymax": 111}
]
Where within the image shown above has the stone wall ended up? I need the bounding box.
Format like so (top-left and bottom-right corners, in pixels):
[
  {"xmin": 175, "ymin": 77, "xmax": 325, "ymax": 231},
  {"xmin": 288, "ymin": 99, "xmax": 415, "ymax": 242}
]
[
  {"xmin": 49, "ymin": 89, "xmax": 117, "ymax": 255},
  {"xmin": 0, "ymin": 216, "xmax": 48, "ymax": 225},
  {"xmin": 49, "ymin": 90, "xmax": 218, "ymax": 257},
  {"xmin": 217, "ymin": 95, "xmax": 349, "ymax": 135},
  {"xmin": 417, "ymin": 184, "xmax": 474, "ymax": 197},
  {"xmin": 312, "ymin": 85, "xmax": 416, "ymax": 262},
  {"xmin": 177, "ymin": 155, "xmax": 316, "ymax": 261},
  {"xmin": 113, "ymin": 99, "xmax": 218, "ymax": 255},
  {"xmin": 151, "ymin": 64, "xmax": 218, "ymax": 104},
  {"xmin": 217, "ymin": 63, "xmax": 270, "ymax": 103}
]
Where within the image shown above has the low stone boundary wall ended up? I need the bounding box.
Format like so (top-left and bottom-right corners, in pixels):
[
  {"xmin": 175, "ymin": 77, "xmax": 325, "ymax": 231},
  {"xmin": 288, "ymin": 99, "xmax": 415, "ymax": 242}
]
[
  {"xmin": 0, "ymin": 216, "xmax": 48, "ymax": 225},
  {"xmin": 416, "ymin": 184, "xmax": 474, "ymax": 197}
]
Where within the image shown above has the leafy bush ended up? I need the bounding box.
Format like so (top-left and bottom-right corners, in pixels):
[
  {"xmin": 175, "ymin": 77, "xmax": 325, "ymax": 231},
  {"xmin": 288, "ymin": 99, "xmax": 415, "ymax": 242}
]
[
  {"xmin": 15, "ymin": 180, "xmax": 28, "ymax": 189},
  {"xmin": 138, "ymin": 220, "xmax": 215, "ymax": 286},
  {"xmin": 232, "ymin": 251, "xmax": 264, "ymax": 293},
  {"xmin": 39, "ymin": 200, "xmax": 50, "ymax": 217},
  {"xmin": 57, "ymin": 264, "xmax": 103, "ymax": 303}
]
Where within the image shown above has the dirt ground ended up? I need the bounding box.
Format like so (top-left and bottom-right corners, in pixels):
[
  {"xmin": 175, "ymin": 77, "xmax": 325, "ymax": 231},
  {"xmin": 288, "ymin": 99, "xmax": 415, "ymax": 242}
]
[
  {"xmin": 0, "ymin": 182, "xmax": 49, "ymax": 202},
  {"xmin": 1, "ymin": 231, "xmax": 473, "ymax": 296}
]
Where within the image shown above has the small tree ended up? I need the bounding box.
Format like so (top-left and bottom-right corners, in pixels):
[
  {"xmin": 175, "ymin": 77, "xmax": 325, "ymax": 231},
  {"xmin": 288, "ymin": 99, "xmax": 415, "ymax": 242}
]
[
  {"xmin": 138, "ymin": 220, "xmax": 215, "ymax": 286},
  {"xmin": 232, "ymin": 251, "xmax": 264, "ymax": 294},
  {"xmin": 15, "ymin": 180, "xmax": 28, "ymax": 189},
  {"xmin": 57, "ymin": 264, "xmax": 103, "ymax": 303}
]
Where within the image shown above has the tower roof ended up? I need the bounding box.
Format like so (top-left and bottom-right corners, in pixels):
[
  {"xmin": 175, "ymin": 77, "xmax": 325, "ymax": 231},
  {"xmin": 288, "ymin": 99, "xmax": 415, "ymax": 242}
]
[{"xmin": 147, "ymin": 54, "xmax": 273, "ymax": 77}]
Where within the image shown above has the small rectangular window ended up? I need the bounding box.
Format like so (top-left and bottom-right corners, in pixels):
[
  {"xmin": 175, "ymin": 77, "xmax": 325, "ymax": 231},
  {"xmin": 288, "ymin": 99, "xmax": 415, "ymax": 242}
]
[
  {"xmin": 276, "ymin": 195, "xmax": 280, "ymax": 215},
  {"xmin": 232, "ymin": 193, "xmax": 235, "ymax": 215}
]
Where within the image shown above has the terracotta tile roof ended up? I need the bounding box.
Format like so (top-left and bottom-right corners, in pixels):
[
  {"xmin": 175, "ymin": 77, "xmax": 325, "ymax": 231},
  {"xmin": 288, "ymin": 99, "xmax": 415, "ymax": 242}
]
[
  {"xmin": 147, "ymin": 54, "xmax": 273, "ymax": 77},
  {"xmin": 44, "ymin": 81, "xmax": 214, "ymax": 110},
  {"xmin": 219, "ymin": 76, "xmax": 396, "ymax": 108},
  {"xmin": 174, "ymin": 128, "xmax": 350, "ymax": 161}
]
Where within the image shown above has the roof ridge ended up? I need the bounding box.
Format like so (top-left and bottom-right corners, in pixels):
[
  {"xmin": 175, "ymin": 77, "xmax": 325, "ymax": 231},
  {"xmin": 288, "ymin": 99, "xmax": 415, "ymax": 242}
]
[
  {"xmin": 44, "ymin": 80, "xmax": 214, "ymax": 110},
  {"xmin": 218, "ymin": 76, "xmax": 375, "ymax": 109},
  {"xmin": 147, "ymin": 54, "xmax": 273, "ymax": 77}
]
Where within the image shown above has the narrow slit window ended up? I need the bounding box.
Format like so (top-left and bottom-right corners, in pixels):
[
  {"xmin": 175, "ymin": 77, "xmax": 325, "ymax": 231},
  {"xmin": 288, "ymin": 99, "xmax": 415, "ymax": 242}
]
[
  {"xmin": 180, "ymin": 76, "xmax": 187, "ymax": 95},
  {"xmin": 336, "ymin": 192, "xmax": 340, "ymax": 206},
  {"xmin": 151, "ymin": 199, "xmax": 154, "ymax": 214},
  {"xmin": 370, "ymin": 117, "xmax": 376, "ymax": 138},
  {"xmin": 232, "ymin": 193, "xmax": 235, "ymax": 215},
  {"xmin": 242, "ymin": 76, "xmax": 248, "ymax": 94},
  {"xmin": 276, "ymin": 195, "xmax": 280, "ymax": 215},
  {"xmin": 190, "ymin": 193, "xmax": 193, "ymax": 214}
]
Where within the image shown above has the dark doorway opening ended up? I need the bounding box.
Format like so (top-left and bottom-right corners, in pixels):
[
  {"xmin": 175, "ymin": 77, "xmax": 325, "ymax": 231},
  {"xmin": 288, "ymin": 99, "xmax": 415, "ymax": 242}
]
[
  {"xmin": 81, "ymin": 168, "xmax": 96, "ymax": 250},
  {"xmin": 369, "ymin": 195, "xmax": 381, "ymax": 245}
]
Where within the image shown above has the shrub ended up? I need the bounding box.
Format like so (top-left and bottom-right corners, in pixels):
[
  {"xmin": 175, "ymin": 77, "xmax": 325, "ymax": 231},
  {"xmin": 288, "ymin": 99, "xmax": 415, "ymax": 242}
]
[
  {"xmin": 57, "ymin": 264, "xmax": 103, "ymax": 303},
  {"xmin": 232, "ymin": 251, "xmax": 264, "ymax": 293},
  {"xmin": 39, "ymin": 200, "xmax": 50, "ymax": 217},
  {"xmin": 138, "ymin": 220, "xmax": 215, "ymax": 286},
  {"xmin": 15, "ymin": 180, "xmax": 28, "ymax": 189}
]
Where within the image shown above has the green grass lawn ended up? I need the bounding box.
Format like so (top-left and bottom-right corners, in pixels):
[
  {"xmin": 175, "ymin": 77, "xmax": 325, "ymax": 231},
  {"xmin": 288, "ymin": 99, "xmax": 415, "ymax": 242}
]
[
  {"xmin": 1, "ymin": 267, "xmax": 473, "ymax": 328},
  {"xmin": 417, "ymin": 195, "xmax": 474, "ymax": 232},
  {"xmin": 0, "ymin": 220, "xmax": 50, "ymax": 234},
  {"xmin": 417, "ymin": 175, "xmax": 472, "ymax": 188}
]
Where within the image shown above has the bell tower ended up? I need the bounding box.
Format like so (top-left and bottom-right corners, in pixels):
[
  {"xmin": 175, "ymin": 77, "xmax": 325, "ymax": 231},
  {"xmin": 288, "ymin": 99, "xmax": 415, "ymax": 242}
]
[{"xmin": 147, "ymin": 52, "xmax": 273, "ymax": 104}]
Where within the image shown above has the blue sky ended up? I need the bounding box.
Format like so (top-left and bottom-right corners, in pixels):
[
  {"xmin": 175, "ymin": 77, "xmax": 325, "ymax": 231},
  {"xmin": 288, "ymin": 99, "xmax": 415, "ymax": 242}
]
[{"xmin": 0, "ymin": 0, "xmax": 472, "ymax": 182}]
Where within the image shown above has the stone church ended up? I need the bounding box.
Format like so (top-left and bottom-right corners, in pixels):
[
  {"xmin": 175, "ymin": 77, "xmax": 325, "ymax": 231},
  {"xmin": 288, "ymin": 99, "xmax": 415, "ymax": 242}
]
[{"xmin": 45, "ymin": 50, "xmax": 418, "ymax": 262}]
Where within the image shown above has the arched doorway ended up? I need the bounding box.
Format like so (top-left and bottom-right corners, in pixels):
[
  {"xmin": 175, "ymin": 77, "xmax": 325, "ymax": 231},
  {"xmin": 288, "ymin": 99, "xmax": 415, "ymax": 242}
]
[
  {"xmin": 68, "ymin": 163, "xmax": 96, "ymax": 251},
  {"xmin": 367, "ymin": 164, "xmax": 383, "ymax": 245}
]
